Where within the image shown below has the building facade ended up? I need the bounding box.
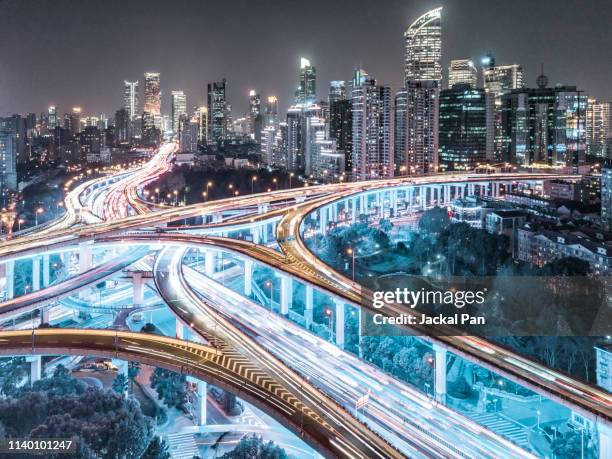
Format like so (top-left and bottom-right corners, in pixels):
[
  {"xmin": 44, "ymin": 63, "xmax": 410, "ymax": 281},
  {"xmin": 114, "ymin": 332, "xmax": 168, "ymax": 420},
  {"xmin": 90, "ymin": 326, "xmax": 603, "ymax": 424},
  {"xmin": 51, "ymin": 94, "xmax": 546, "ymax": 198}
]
[
  {"xmin": 171, "ymin": 91, "xmax": 187, "ymax": 134},
  {"xmin": 207, "ymin": 79, "xmax": 228, "ymax": 144},
  {"xmin": 448, "ymin": 59, "xmax": 477, "ymax": 89},
  {"xmin": 586, "ymin": 99, "xmax": 611, "ymax": 158}
]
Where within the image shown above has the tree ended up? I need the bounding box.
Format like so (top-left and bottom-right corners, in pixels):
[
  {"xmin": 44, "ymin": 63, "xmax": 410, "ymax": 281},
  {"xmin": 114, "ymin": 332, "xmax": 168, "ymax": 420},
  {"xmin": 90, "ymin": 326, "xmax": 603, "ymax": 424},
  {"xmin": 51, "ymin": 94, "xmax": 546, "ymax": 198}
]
[
  {"xmin": 150, "ymin": 368, "xmax": 187, "ymax": 409},
  {"xmin": 220, "ymin": 434, "xmax": 288, "ymax": 459},
  {"xmin": 128, "ymin": 361, "xmax": 141, "ymax": 393},
  {"xmin": 112, "ymin": 373, "xmax": 128, "ymax": 395},
  {"xmin": 379, "ymin": 218, "xmax": 393, "ymax": 233},
  {"xmin": 418, "ymin": 206, "xmax": 450, "ymax": 235},
  {"xmin": 142, "ymin": 436, "xmax": 171, "ymax": 459}
]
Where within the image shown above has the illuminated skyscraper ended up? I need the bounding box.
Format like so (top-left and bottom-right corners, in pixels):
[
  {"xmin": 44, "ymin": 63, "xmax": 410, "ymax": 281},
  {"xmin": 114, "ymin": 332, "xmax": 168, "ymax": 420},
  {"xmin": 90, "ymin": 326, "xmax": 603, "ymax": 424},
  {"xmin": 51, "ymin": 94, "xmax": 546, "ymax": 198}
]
[
  {"xmin": 351, "ymin": 69, "xmax": 393, "ymax": 180},
  {"xmin": 403, "ymin": 8, "xmax": 442, "ymax": 174},
  {"xmin": 404, "ymin": 7, "xmax": 442, "ymax": 84},
  {"xmin": 602, "ymin": 165, "xmax": 612, "ymax": 229},
  {"xmin": 500, "ymin": 74, "xmax": 586, "ymax": 167},
  {"xmin": 439, "ymin": 84, "xmax": 486, "ymax": 170},
  {"xmin": 0, "ymin": 131, "xmax": 17, "ymax": 198},
  {"xmin": 286, "ymin": 107, "xmax": 302, "ymax": 170},
  {"xmin": 143, "ymin": 72, "xmax": 161, "ymax": 115},
  {"xmin": 195, "ymin": 106, "xmax": 208, "ymax": 145},
  {"xmin": 123, "ymin": 81, "xmax": 139, "ymax": 120},
  {"xmin": 248, "ymin": 90, "xmax": 263, "ymax": 142},
  {"xmin": 265, "ymin": 96, "xmax": 279, "ymax": 129},
  {"xmin": 171, "ymin": 91, "xmax": 187, "ymax": 133},
  {"xmin": 482, "ymin": 54, "xmax": 523, "ymax": 161},
  {"xmin": 329, "ymin": 81, "xmax": 346, "ymax": 102},
  {"xmin": 48, "ymin": 106, "xmax": 58, "ymax": 130},
  {"xmin": 586, "ymin": 99, "xmax": 611, "ymax": 158},
  {"xmin": 329, "ymin": 81, "xmax": 352, "ymax": 172},
  {"xmin": 207, "ymin": 79, "xmax": 228, "ymax": 144},
  {"xmin": 295, "ymin": 58, "xmax": 316, "ymax": 105},
  {"xmin": 448, "ymin": 59, "xmax": 477, "ymax": 89},
  {"xmin": 394, "ymin": 88, "xmax": 407, "ymax": 172}
]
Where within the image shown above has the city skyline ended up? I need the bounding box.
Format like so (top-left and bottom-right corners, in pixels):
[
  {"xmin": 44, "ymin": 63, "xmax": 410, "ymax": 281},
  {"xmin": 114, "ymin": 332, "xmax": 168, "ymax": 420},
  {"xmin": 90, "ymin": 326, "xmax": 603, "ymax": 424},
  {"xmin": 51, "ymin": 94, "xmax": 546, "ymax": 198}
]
[{"xmin": 1, "ymin": 0, "xmax": 611, "ymax": 117}]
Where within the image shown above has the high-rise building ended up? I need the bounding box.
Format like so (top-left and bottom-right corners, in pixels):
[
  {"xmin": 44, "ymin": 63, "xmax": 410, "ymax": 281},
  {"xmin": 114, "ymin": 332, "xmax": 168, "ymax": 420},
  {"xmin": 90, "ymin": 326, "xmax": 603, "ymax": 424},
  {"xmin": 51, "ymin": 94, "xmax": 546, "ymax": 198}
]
[
  {"xmin": 602, "ymin": 165, "xmax": 612, "ymax": 229},
  {"xmin": 114, "ymin": 108, "xmax": 130, "ymax": 144},
  {"xmin": 448, "ymin": 59, "xmax": 477, "ymax": 89},
  {"xmin": 63, "ymin": 107, "xmax": 82, "ymax": 136},
  {"xmin": 404, "ymin": 7, "xmax": 442, "ymax": 84},
  {"xmin": 265, "ymin": 96, "xmax": 279, "ymax": 129},
  {"xmin": 286, "ymin": 107, "xmax": 302, "ymax": 171},
  {"xmin": 0, "ymin": 131, "xmax": 17, "ymax": 199},
  {"xmin": 351, "ymin": 69, "xmax": 393, "ymax": 180},
  {"xmin": 143, "ymin": 72, "xmax": 161, "ymax": 115},
  {"xmin": 586, "ymin": 99, "xmax": 611, "ymax": 158},
  {"xmin": 261, "ymin": 125, "xmax": 276, "ymax": 165},
  {"xmin": 329, "ymin": 83, "xmax": 352, "ymax": 172},
  {"xmin": 394, "ymin": 88, "xmax": 407, "ymax": 173},
  {"xmin": 482, "ymin": 54, "xmax": 523, "ymax": 161},
  {"xmin": 207, "ymin": 79, "xmax": 228, "ymax": 144},
  {"xmin": 438, "ymin": 84, "xmax": 486, "ymax": 170},
  {"xmin": 123, "ymin": 81, "xmax": 139, "ymax": 120},
  {"xmin": 171, "ymin": 91, "xmax": 187, "ymax": 133},
  {"xmin": 501, "ymin": 74, "xmax": 586, "ymax": 167},
  {"xmin": 403, "ymin": 8, "xmax": 442, "ymax": 175},
  {"xmin": 48, "ymin": 106, "xmax": 58, "ymax": 130},
  {"xmin": 295, "ymin": 58, "xmax": 316, "ymax": 105},
  {"xmin": 194, "ymin": 106, "xmax": 208, "ymax": 145},
  {"xmin": 248, "ymin": 90, "xmax": 263, "ymax": 143}
]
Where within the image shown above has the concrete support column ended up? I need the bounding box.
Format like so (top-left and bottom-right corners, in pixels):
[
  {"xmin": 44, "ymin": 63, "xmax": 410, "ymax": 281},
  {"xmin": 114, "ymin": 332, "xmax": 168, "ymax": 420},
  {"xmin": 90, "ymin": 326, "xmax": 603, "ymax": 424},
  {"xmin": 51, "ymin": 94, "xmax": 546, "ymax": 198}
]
[
  {"xmin": 468, "ymin": 183, "xmax": 475, "ymax": 196},
  {"xmin": 419, "ymin": 186, "xmax": 425, "ymax": 209},
  {"xmin": 319, "ymin": 208, "xmax": 328, "ymax": 235},
  {"xmin": 351, "ymin": 198, "xmax": 357, "ymax": 224},
  {"xmin": 26, "ymin": 356, "xmax": 41, "ymax": 384},
  {"xmin": 5, "ymin": 260, "xmax": 14, "ymax": 300},
  {"xmin": 196, "ymin": 380, "xmax": 207, "ymax": 426},
  {"xmin": 132, "ymin": 272, "xmax": 144, "ymax": 307},
  {"xmin": 204, "ymin": 250, "xmax": 215, "ymax": 277},
  {"xmin": 32, "ymin": 256, "xmax": 41, "ymax": 292},
  {"xmin": 250, "ymin": 226, "xmax": 261, "ymax": 244},
  {"xmin": 79, "ymin": 242, "xmax": 92, "ymax": 273},
  {"xmin": 376, "ymin": 192, "xmax": 382, "ymax": 216},
  {"xmin": 280, "ymin": 276, "xmax": 292, "ymax": 315},
  {"xmin": 444, "ymin": 185, "xmax": 450, "ymax": 204},
  {"xmin": 433, "ymin": 343, "xmax": 447, "ymax": 403},
  {"xmin": 244, "ymin": 259, "xmax": 253, "ymax": 296},
  {"xmin": 40, "ymin": 307, "xmax": 49, "ymax": 325},
  {"xmin": 212, "ymin": 213, "xmax": 222, "ymax": 224},
  {"xmin": 391, "ymin": 190, "xmax": 398, "ymax": 216},
  {"xmin": 598, "ymin": 422, "xmax": 612, "ymax": 459},
  {"xmin": 331, "ymin": 204, "xmax": 338, "ymax": 222},
  {"xmin": 304, "ymin": 285, "xmax": 313, "ymax": 328},
  {"xmin": 112, "ymin": 359, "xmax": 128, "ymax": 397},
  {"xmin": 334, "ymin": 300, "xmax": 345, "ymax": 349},
  {"xmin": 257, "ymin": 203, "xmax": 269, "ymax": 215},
  {"xmin": 261, "ymin": 223, "xmax": 269, "ymax": 244},
  {"xmin": 359, "ymin": 195, "xmax": 366, "ymax": 215},
  {"xmin": 42, "ymin": 254, "xmax": 50, "ymax": 287}
]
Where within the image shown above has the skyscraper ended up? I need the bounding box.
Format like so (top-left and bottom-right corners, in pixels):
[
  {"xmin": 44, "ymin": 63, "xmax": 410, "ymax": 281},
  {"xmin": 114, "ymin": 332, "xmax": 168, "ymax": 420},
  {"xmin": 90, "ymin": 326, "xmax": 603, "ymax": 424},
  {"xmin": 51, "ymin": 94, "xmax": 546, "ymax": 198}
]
[
  {"xmin": 207, "ymin": 79, "xmax": 228, "ymax": 144},
  {"xmin": 448, "ymin": 59, "xmax": 477, "ymax": 89},
  {"xmin": 394, "ymin": 88, "xmax": 407, "ymax": 173},
  {"xmin": 404, "ymin": 7, "xmax": 442, "ymax": 84},
  {"xmin": 329, "ymin": 82, "xmax": 352, "ymax": 172},
  {"xmin": 0, "ymin": 131, "xmax": 17, "ymax": 200},
  {"xmin": 265, "ymin": 96, "xmax": 279, "ymax": 129},
  {"xmin": 586, "ymin": 99, "xmax": 611, "ymax": 158},
  {"xmin": 114, "ymin": 108, "xmax": 130, "ymax": 144},
  {"xmin": 194, "ymin": 106, "xmax": 208, "ymax": 145},
  {"xmin": 482, "ymin": 54, "xmax": 523, "ymax": 161},
  {"xmin": 602, "ymin": 165, "xmax": 612, "ymax": 229},
  {"xmin": 143, "ymin": 72, "xmax": 161, "ymax": 115},
  {"xmin": 500, "ymin": 74, "xmax": 586, "ymax": 167},
  {"xmin": 123, "ymin": 81, "xmax": 139, "ymax": 120},
  {"xmin": 171, "ymin": 91, "xmax": 187, "ymax": 133},
  {"xmin": 295, "ymin": 58, "xmax": 316, "ymax": 105},
  {"xmin": 351, "ymin": 69, "xmax": 393, "ymax": 180},
  {"xmin": 286, "ymin": 107, "xmax": 302, "ymax": 171},
  {"xmin": 48, "ymin": 106, "xmax": 58, "ymax": 130},
  {"xmin": 438, "ymin": 84, "xmax": 486, "ymax": 170},
  {"xmin": 248, "ymin": 90, "xmax": 263, "ymax": 143},
  {"xmin": 403, "ymin": 7, "xmax": 442, "ymax": 174}
]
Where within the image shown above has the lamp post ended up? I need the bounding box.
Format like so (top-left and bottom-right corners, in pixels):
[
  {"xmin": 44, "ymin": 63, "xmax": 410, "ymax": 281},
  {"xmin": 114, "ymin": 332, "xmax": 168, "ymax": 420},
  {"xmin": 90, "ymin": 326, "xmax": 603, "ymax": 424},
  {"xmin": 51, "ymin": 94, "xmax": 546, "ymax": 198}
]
[
  {"xmin": 155, "ymin": 188, "xmax": 160, "ymax": 203},
  {"xmin": 251, "ymin": 175, "xmax": 257, "ymax": 194},
  {"xmin": 273, "ymin": 177, "xmax": 278, "ymax": 190},
  {"xmin": 35, "ymin": 208, "xmax": 43, "ymax": 226},
  {"xmin": 347, "ymin": 248, "xmax": 355, "ymax": 281},
  {"xmin": 289, "ymin": 172, "xmax": 294, "ymax": 189},
  {"xmin": 206, "ymin": 181, "xmax": 212, "ymax": 200},
  {"xmin": 18, "ymin": 219, "xmax": 24, "ymax": 232},
  {"xmin": 325, "ymin": 308, "xmax": 334, "ymax": 343},
  {"xmin": 265, "ymin": 280, "xmax": 273, "ymax": 313}
]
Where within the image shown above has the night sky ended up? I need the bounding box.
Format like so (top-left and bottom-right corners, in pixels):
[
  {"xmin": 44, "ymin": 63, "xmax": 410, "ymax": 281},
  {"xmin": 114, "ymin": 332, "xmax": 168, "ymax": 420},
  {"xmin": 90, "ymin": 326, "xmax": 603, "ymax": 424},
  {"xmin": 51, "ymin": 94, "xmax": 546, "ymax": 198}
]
[{"xmin": 0, "ymin": 0, "xmax": 610, "ymax": 117}]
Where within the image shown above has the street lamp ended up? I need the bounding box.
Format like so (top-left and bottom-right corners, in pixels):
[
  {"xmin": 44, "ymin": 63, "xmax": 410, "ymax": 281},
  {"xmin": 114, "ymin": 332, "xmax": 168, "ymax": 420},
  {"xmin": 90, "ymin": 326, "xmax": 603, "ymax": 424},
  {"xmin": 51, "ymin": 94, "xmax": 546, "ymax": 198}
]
[
  {"xmin": 18, "ymin": 219, "xmax": 24, "ymax": 231},
  {"xmin": 251, "ymin": 175, "xmax": 257, "ymax": 194},
  {"xmin": 206, "ymin": 181, "xmax": 212, "ymax": 200},
  {"xmin": 347, "ymin": 248, "xmax": 355, "ymax": 281},
  {"xmin": 265, "ymin": 280, "xmax": 274, "ymax": 313},
  {"xmin": 273, "ymin": 177, "xmax": 278, "ymax": 190},
  {"xmin": 35, "ymin": 208, "xmax": 43, "ymax": 226},
  {"xmin": 289, "ymin": 172, "xmax": 294, "ymax": 189},
  {"xmin": 155, "ymin": 188, "xmax": 160, "ymax": 203},
  {"xmin": 325, "ymin": 308, "xmax": 334, "ymax": 343}
]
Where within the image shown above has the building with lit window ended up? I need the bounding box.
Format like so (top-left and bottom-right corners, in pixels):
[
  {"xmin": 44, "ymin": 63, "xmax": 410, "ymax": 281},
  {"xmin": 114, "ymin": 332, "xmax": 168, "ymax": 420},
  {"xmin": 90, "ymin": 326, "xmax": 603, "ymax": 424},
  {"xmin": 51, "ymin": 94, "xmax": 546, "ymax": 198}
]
[
  {"xmin": 329, "ymin": 81, "xmax": 352, "ymax": 173},
  {"xmin": 351, "ymin": 69, "xmax": 393, "ymax": 180},
  {"xmin": 207, "ymin": 79, "xmax": 228, "ymax": 144},
  {"xmin": 500, "ymin": 74, "xmax": 587, "ymax": 167},
  {"xmin": 403, "ymin": 7, "xmax": 442, "ymax": 175},
  {"xmin": 248, "ymin": 90, "xmax": 263, "ymax": 143},
  {"xmin": 448, "ymin": 59, "xmax": 477, "ymax": 89},
  {"xmin": 438, "ymin": 84, "xmax": 486, "ymax": 170},
  {"xmin": 0, "ymin": 132, "xmax": 17, "ymax": 198},
  {"xmin": 482, "ymin": 54, "xmax": 523, "ymax": 161},
  {"xmin": 265, "ymin": 96, "xmax": 279, "ymax": 130},
  {"xmin": 123, "ymin": 80, "xmax": 139, "ymax": 121},
  {"xmin": 171, "ymin": 91, "xmax": 187, "ymax": 133},
  {"xmin": 143, "ymin": 72, "xmax": 161, "ymax": 115},
  {"xmin": 602, "ymin": 165, "xmax": 612, "ymax": 229},
  {"xmin": 586, "ymin": 99, "xmax": 610, "ymax": 158},
  {"xmin": 194, "ymin": 106, "xmax": 208, "ymax": 145},
  {"xmin": 295, "ymin": 58, "xmax": 316, "ymax": 105}
]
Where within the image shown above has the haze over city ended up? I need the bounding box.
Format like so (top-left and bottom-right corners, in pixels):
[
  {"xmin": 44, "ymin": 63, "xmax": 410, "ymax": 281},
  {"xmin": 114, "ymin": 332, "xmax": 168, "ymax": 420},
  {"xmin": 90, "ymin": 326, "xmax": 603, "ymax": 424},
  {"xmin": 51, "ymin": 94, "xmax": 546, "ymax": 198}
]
[{"xmin": 1, "ymin": 0, "xmax": 611, "ymax": 115}]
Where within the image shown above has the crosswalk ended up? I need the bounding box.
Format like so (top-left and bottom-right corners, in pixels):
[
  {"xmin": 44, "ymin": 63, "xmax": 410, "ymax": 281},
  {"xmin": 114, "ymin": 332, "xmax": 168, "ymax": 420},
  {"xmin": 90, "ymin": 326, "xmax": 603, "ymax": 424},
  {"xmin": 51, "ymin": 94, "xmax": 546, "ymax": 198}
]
[
  {"xmin": 166, "ymin": 432, "xmax": 200, "ymax": 459},
  {"xmin": 471, "ymin": 413, "xmax": 531, "ymax": 450}
]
